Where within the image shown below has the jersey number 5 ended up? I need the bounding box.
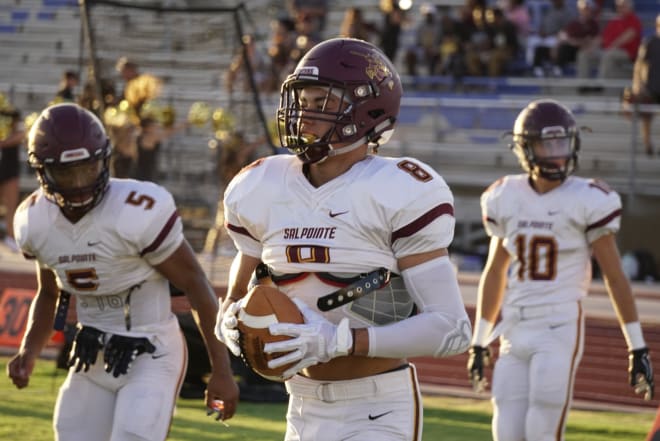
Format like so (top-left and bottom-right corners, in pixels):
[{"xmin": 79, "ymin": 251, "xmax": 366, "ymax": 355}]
[{"xmin": 515, "ymin": 234, "xmax": 557, "ymax": 281}]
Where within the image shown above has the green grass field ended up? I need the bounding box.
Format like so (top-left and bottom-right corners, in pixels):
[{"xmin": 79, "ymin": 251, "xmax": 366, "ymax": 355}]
[{"xmin": 0, "ymin": 355, "xmax": 654, "ymax": 440}]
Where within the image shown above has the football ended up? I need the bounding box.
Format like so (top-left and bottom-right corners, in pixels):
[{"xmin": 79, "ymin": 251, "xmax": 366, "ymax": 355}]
[{"xmin": 236, "ymin": 285, "xmax": 304, "ymax": 382}]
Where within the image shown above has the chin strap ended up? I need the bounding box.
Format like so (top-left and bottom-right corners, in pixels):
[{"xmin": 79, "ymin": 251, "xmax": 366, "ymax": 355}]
[
  {"xmin": 326, "ymin": 136, "xmax": 367, "ymax": 159},
  {"xmin": 325, "ymin": 119, "xmax": 396, "ymax": 159}
]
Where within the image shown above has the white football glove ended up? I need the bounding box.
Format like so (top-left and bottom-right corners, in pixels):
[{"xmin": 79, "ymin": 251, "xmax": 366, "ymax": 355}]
[
  {"xmin": 264, "ymin": 298, "xmax": 353, "ymax": 379},
  {"xmin": 214, "ymin": 300, "xmax": 242, "ymax": 357}
]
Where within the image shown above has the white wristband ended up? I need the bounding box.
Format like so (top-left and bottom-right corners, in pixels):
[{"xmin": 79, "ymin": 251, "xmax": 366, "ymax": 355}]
[
  {"xmin": 471, "ymin": 318, "xmax": 494, "ymax": 347},
  {"xmin": 622, "ymin": 321, "xmax": 646, "ymax": 350}
]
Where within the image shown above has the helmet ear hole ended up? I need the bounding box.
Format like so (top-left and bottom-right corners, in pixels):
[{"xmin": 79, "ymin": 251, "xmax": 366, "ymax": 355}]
[{"xmin": 368, "ymin": 109, "xmax": 384, "ymax": 119}]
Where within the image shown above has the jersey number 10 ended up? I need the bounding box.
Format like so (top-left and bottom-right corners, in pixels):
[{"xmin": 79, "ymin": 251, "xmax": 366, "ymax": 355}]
[{"xmin": 515, "ymin": 234, "xmax": 558, "ymax": 281}]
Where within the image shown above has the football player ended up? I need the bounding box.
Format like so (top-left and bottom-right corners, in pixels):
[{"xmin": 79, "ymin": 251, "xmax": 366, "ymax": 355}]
[
  {"xmin": 6, "ymin": 103, "xmax": 238, "ymax": 440},
  {"xmin": 467, "ymin": 99, "xmax": 654, "ymax": 441},
  {"xmin": 215, "ymin": 37, "xmax": 472, "ymax": 441}
]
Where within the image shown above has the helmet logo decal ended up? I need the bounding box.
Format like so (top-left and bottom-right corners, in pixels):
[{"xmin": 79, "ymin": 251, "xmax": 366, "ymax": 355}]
[
  {"xmin": 60, "ymin": 148, "xmax": 91, "ymax": 163},
  {"xmin": 295, "ymin": 66, "xmax": 319, "ymax": 79},
  {"xmin": 350, "ymin": 50, "xmax": 393, "ymax": 90},
  {"xmin": 541, "ymin": 125, "xmax": 567, "ymax": 138}
]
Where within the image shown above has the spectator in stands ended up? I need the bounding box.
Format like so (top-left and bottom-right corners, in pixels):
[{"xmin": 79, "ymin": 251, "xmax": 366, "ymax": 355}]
[
  {"xmin": 115, "ymin": 56, "xmax": 140, "ymax": 100},
  {"xmin": 115, "ymin": 57, "xmax": 173, "ymax": 182},
  {"xmin": 339, "ymin": 7, "xmax": 378, "ymax": 43},
  {"xmin": 526, "ymin": 0, "xmax": 574, "ymax": 76},
  {"xmin": 464, "ymin": 3, "xmax": 492, "ymax": 75},
  {"xmin": 460, "ymin": 0, "xmax": 488, "ymax": 32},
  {"xmin": 457, "ymin": 0, "xmax": 487, "ymax": 76},
  {"xmin": 466, "ymin": 7, "xmax": 519, "ymax": 76},
  {"xmin": 286, "ymin": 0, "xmax": 328, "ymax": 36},
  {"xmin": 55, "ymin": 70, "xmax": 79, "ymax": 102},
  {"xmin": 109, "ymin": 57, "xmax": 143, "ymax": 178},
  {"xmin": 225, "ymin": 34, "xmax": 274, "ymax": 94},
  {"xmin": 404, "ymin": 3, "xmax": 443, "ymax": 77},
  {"xmin": 78, "ymin": 77, "xmax": 117, "ymax": 118},
  {"xmin": 267, "ymin": 16, "xmax": 297, "ymax": 90},
  {"xmin": 202, "ymin": 130, "xmax": 260, "ymax": 261},
  {"xmin": 486, "ymin": 7, "xmax": 521, "ymax": 76},
  {"xmin": 225, "ymin": 34, "xmax": 277, "ymax": 159},
  {"xmin": 289, "ymin": 12, "xmax": 323, "ymax": 66},
  {"xmin": 134, "ymin": 117, "xmax": 162, "ymax": 182},
  {"xmin": 437, "ymin": 10, "xmax": 468, "ymax": 78},
  {"xmin": 378, "ymin": 0, "xmax": 405, "ymax": 63},
  {"xmin": 0, "ymin": 101, "xmax": 24, "ymax": 253},
  {"xmin": 630, "ymin": 13, "xmax": 660, "ymax": 156},
  {"xmin": 554, "ymin": 0, "xmax": 600, "ymax": 74},
  {"xmin": 576, "ymin": 0, "xmax": 642, "ymax": 85},
  {"xmin": 503, "ymin": 0, "xmax": 531, "ymax": 46}
]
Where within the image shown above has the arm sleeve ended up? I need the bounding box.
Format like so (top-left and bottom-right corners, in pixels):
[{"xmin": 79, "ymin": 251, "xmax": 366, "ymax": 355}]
[{"xmin": 367, "ymin": 256, "xmax": 472, "ymax": 358}]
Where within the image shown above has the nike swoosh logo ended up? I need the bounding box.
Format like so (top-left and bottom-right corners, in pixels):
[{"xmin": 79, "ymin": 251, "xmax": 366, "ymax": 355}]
[
  {"xmin": 368, "ymin": 410, "xmax": 393, "ymax": 420},
  {"xmin": 87, "ymin": 241, "xmax": 101, "ymax": 246},
  {"xmin": 329, "ymin": 210, "xmax": 348, "ymax": 218},
  {"xmin": 152, "ymin": 353, "xmax": 168, "ymax": 359}
]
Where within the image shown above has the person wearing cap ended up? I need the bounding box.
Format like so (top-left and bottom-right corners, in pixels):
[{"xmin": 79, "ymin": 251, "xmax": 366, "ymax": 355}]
[
  {"xmin": 115, "ymin": 56, "xmax": 140, "ymax": 101},
  {"xmin": 630, "ymin": 13, "xmax": 660, "ymax": 156},
  {"xmin": 576, "ymin": 0, "xmax": 642, "ymax": 82},
  {"xmin": 554, "ymin": 0, "xmax": 600, "ymax": 73},
  {"xmin": 403, "ymin": 3, "xmax": 443, "ymax": 76}
]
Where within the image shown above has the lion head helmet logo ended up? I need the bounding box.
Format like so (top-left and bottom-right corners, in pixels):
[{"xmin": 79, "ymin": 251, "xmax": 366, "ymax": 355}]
[{"xmin": 350, "ymin": 50, "xmax": 395, "ymax": 91}]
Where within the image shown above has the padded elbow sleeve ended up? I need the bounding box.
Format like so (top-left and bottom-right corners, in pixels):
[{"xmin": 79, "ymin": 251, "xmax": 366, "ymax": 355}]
[{"xmin": 368, "ymin": 256, "xmax": 472, "ymax": 358}]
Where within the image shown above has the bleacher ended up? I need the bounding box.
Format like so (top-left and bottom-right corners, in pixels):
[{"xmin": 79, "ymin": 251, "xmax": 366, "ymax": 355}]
[{"xmin": 1, "ymin": 0, "xmax": 659, "ymax": 254}]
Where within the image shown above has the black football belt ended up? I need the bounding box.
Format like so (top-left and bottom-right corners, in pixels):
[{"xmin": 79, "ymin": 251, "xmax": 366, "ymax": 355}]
[{"xmin": 317, "ymin": 268, "xmax": 390, "ymax": 312}]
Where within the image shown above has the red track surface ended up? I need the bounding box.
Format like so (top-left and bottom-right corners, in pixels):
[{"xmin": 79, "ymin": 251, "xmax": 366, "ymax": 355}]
[{"xmin": 2, "ymin": 254, "xmax": 659, "ymax": 410}]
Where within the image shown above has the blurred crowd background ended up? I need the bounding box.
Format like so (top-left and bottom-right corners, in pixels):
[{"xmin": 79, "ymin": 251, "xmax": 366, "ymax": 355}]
[{"xmin": 0, "ymin": 0, "xmax": 659, "ymax": 281}]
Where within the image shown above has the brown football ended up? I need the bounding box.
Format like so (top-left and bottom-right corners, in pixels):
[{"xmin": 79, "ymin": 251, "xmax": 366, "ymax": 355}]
[{"xmin": 236, "ymin": 285, "xmax": 304, "ymax": 382}]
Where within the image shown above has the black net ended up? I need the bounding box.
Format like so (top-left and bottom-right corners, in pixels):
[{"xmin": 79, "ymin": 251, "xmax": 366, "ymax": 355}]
[{"xmin": 82, "ymin": 0, "xmax": 280, "ymax": 247}]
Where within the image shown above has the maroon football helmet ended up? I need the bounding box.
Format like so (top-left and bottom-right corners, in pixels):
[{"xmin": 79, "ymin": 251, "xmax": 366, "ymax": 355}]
[
  {"xmin": 510, "ymin": 99, "xmax": 580, "ymax": 181},
  {"xmin": 277, "ymin": 37, "xmax": 402, "ymax": 164},
  {"xmin": 28, "ymin": 103, "xmax": 111, "ymax": 214}
]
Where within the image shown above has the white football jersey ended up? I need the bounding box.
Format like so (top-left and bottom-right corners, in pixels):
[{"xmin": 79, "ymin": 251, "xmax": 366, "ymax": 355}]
[
  {"xmin": 481, "ymin": 174, "xmax": 622, "ymax": 306},
  {"xmin": 13, "ymin": 179, "xmax": 184, "ymax": 336},
  {"xmin": 224, "ymin": 154, "xmax": 456, "ymax": 325}
]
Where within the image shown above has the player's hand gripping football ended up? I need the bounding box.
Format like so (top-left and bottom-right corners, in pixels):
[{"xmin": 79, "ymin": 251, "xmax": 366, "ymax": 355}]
[
  {"xmin": 214, "ymin": 300, "xmax": 242, "ymax": 357},
  {"xmin": 629, "ymin": 347, "xmax": 654, "ymax": 400},
  {"xmin": 467, "ymin": 345, "xmax": 491, "ymax": 393},
  {"xmin": 265, "ymin": 298, "xmax": 353, "ymax": 379}
]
